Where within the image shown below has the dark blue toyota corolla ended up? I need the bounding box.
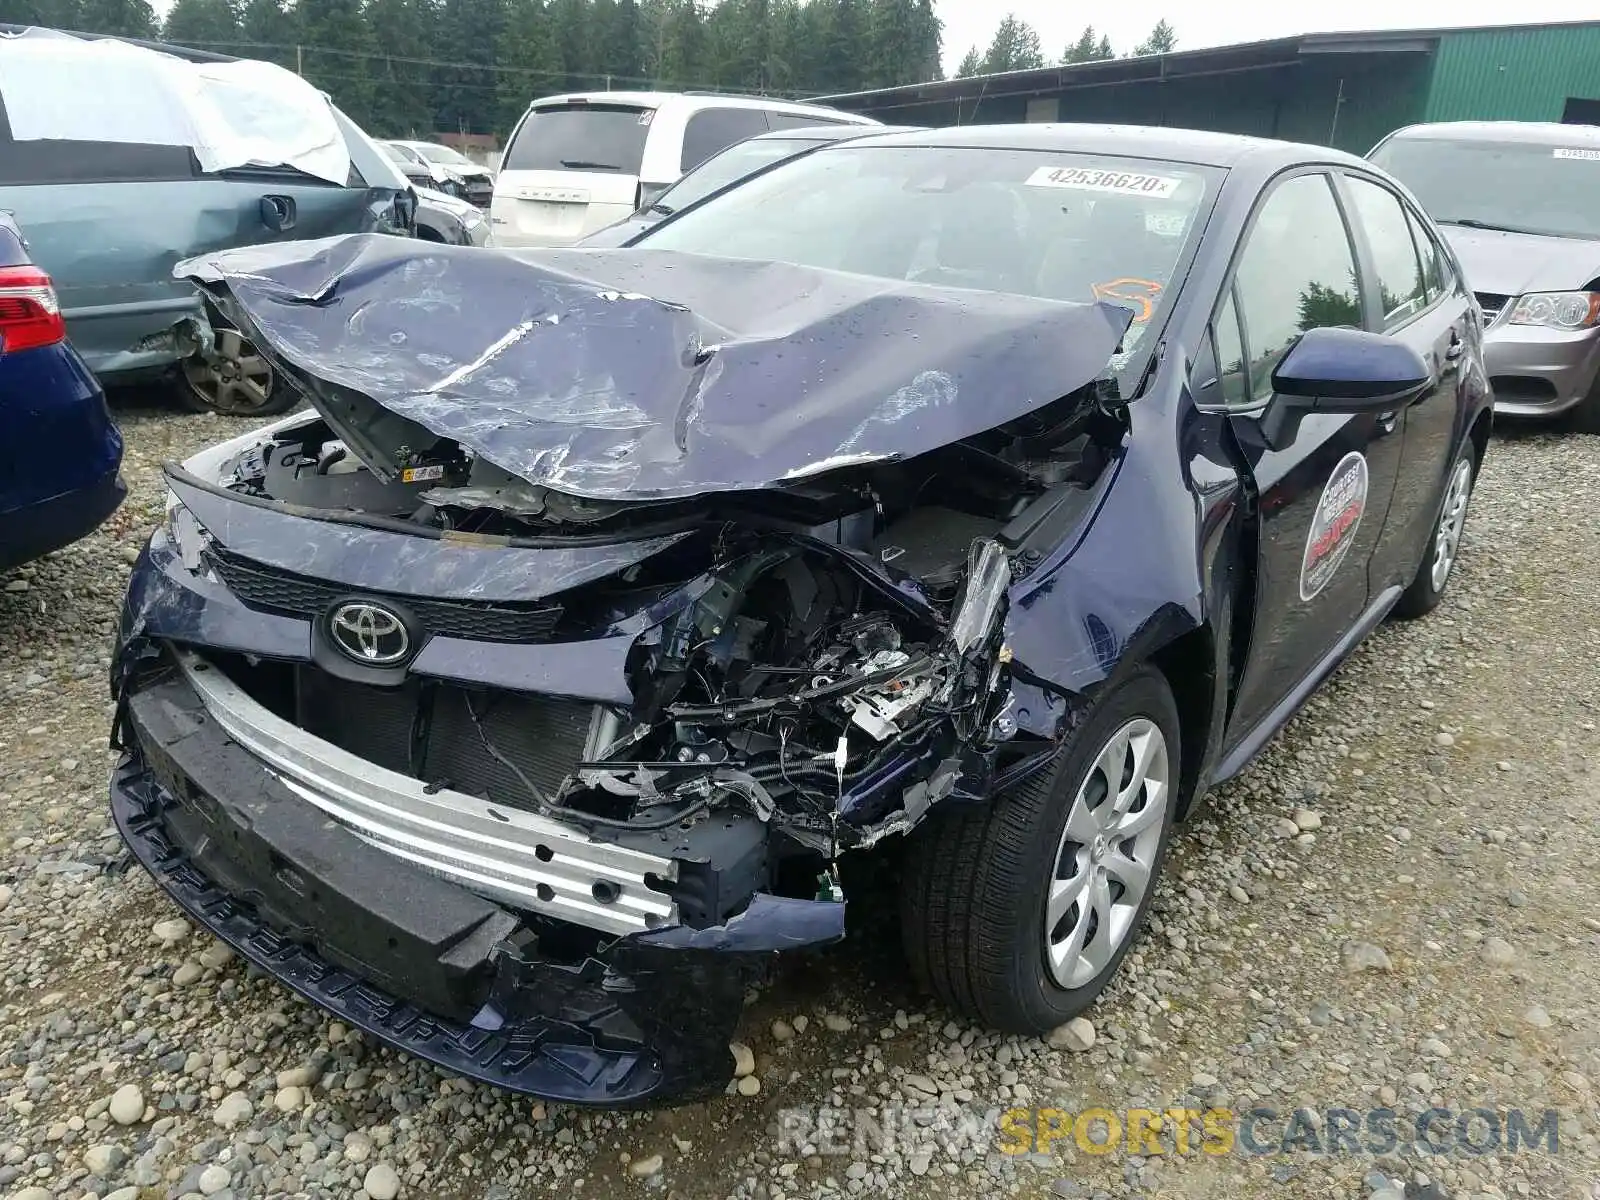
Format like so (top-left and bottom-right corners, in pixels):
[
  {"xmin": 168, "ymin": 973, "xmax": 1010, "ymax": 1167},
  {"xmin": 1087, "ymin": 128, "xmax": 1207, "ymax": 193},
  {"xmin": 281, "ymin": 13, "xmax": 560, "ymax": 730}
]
[
  {"xmin": 108, "ymin": 125, "xmax": 1490, "ymax": 1106},
  {"xmin": 0, "ymin": 212, "xmax": 124, "ymax": 570}
]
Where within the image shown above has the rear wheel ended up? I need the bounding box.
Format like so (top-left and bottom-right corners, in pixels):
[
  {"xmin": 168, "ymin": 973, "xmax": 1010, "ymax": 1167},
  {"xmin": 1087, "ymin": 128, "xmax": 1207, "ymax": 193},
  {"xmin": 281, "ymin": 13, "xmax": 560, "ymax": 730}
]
[
  {"xmin": 179, "ymin": 327, "xmax": 295, "ymax": 417},
  {"xmin": 900, "ymin": 666, "xmax": 1179, "ymax": 1033},
  {"xmin": 1392, "ymin": 440, "xmax": 1476, "ymax": 620}
]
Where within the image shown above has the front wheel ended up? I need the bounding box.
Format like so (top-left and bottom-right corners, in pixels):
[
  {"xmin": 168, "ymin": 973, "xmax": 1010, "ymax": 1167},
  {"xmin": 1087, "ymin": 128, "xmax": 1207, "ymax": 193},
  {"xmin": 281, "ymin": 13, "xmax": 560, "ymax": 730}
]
[
  {"xmin": 899, "ymin": 665, "xmax": 1179, "ymax": 1033},
  {"xmin": 1391, "ymin": 440, "xmax": 1477, "ymax": 620}
]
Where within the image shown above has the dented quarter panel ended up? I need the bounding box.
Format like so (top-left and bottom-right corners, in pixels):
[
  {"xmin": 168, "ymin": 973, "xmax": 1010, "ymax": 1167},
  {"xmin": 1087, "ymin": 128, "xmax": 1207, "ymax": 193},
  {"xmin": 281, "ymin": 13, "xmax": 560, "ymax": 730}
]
[{"xmin": 173, "ymin": 234, "xmax": 1132, "ymax": 499}]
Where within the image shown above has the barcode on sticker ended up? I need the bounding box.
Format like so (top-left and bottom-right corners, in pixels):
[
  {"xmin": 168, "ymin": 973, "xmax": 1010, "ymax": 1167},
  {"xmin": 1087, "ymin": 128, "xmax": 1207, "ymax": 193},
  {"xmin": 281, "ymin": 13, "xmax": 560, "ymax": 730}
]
[
  {"xmin": 401, "ymin": 464, "xmax": 445, "ymax": 483},
  {"xmin": 1554, "ymin": 148, "xmax": 1600, "ymax": 160},
  {"xmin": 1026, "ymin": 166, "xmax": 1181, "ymax": 197}
]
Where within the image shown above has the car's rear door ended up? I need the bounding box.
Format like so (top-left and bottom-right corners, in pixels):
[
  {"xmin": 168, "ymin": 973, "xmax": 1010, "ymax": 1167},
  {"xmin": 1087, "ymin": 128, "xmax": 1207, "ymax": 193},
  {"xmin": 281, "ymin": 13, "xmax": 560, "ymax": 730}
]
[
  {"xmin": 1210, "ymin": 170, "xmax": 1409, "ymax": 739},
  {"xmin": 1337, "ymin": 172, "xmax": 1474, "ymax": 593}
]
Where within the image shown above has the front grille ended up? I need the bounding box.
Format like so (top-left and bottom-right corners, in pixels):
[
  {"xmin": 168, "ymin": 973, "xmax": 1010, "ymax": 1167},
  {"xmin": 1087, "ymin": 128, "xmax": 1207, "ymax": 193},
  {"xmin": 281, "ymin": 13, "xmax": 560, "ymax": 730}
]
[
  {"xmin": 206, "ymin": 548, "xmax": 562, "ymax": 643},
  {"xmin": 1475, "ymin": 292, "xmax": 1510, "ymax": 326},
  {"xmin": 295, "ymin": 667, "xmax": 595, "ymax": 804}
]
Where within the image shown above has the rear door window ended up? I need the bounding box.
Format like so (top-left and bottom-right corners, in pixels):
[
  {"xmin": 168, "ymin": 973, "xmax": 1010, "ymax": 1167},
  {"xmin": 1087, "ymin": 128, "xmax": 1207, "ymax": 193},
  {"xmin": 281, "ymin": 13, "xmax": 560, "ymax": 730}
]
[
  {"xmin": 680, "ymin": 108, "xmax": 771, "ymax": 172},
  {"xmin": 503, "ymin": 103, "xmax": 653, "ymax": 174},
  {"xmin": 1404, "ymin": 207, "xmax": 1449, "ymax": 302}
]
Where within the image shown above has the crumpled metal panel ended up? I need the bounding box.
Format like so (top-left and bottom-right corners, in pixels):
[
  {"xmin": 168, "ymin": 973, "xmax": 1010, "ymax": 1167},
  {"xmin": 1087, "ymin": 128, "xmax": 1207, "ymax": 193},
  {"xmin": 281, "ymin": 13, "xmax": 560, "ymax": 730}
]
[{"xmin": 175, "ymin": 234, "xmax": 1133, "ymax": 500}]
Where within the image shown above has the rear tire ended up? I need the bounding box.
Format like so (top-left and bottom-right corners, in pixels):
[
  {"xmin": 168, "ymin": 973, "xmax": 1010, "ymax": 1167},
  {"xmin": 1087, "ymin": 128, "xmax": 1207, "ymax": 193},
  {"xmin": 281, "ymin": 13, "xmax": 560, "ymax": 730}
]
[
  {"xmin": 1391, "ymin": 440, "xmax": 1477, "ymax": 620},
  {"xmin": 899, "ymin": 665, "xmax": 1179, "ymax": 1033},
  {"xmin": 178, "ymin": 327, "xmax": 296, "ymax": 417}
]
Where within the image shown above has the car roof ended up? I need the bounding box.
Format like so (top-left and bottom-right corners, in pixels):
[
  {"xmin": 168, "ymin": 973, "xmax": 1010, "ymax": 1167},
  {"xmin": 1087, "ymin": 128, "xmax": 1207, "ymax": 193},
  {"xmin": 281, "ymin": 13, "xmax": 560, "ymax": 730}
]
[
  {"xmin": 831, "ymin": 122, "xmax": 1371, "ymax": 171},
  {"xmin": 1382, "ymin": 120, "xmax": 1600, "ymax": 147},
  {"xmin": 525, "ymin": 91, "xmax": 875, "ymax": 121},
  {"xmin": 747, "ymin": 123, "xmax": 923, "ymax": 143}
]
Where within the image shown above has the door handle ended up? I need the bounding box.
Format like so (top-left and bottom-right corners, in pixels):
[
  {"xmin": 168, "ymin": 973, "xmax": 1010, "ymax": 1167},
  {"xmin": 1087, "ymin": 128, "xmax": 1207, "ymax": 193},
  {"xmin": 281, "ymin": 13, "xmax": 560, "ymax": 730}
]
[
  {"xmin": 1378, "ymin": 412, "xmax": 1398, "ymax": 434},
  {"xmin": 260, "ymin": 195, "xmax": 297, "ymax": 233},
  {"xmin": 1445, "ymin": 332, "xmax": 1464, "ymax": 361}
]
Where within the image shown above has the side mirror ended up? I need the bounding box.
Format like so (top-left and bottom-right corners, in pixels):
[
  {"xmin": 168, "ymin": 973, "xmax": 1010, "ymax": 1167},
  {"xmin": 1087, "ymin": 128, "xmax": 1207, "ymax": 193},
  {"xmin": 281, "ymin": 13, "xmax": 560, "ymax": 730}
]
[{"xmin": 1260, "ymin": 326, "xmax": 1430, "ymax": 450}]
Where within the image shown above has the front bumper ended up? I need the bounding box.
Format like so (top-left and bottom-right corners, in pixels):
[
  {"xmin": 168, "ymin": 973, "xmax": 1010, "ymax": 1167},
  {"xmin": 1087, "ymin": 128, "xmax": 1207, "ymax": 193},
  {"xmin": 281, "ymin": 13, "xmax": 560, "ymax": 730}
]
[
  {"xmin": 1483, "ymin": 321, "xmax": 1600, "ymax": 417},
  {"xmin": 112, "ymin": 655, "xmax": 845, "ymax": 1105}
]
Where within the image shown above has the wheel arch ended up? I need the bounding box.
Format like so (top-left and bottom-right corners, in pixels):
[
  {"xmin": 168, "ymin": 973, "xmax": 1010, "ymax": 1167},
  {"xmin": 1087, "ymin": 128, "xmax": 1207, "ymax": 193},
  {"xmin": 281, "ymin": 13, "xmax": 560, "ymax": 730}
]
[
  {"xmin": 1467, "ymin": 406, "xmax": 1492, "ymax": 476},
  {"xmin": 1146, "ymin": 624, "xmax": 1223, "ymax": 823}
]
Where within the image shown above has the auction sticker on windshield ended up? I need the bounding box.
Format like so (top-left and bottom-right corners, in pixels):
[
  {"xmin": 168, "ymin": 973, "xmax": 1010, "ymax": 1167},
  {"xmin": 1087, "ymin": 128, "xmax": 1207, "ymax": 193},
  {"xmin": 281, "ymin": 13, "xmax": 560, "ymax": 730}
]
[{"xmin": 1026, "ymin": 166, "xmax": 1181, "ymax": 197}]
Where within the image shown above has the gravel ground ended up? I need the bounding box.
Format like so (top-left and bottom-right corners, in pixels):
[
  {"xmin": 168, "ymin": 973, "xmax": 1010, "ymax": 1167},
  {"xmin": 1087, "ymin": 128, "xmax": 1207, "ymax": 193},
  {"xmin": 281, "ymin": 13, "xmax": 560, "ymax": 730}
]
[{"xmin": 2, "ymin": 395, "xmax": 1598, "ymax": 1200}]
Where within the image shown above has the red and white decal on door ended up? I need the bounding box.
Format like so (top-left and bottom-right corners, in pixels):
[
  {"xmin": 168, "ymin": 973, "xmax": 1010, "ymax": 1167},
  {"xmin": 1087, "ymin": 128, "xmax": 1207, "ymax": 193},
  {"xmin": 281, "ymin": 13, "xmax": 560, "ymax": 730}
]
[{"xmin": 1299, "ymin": 451, "xmax": 1369, "ymax": 602}]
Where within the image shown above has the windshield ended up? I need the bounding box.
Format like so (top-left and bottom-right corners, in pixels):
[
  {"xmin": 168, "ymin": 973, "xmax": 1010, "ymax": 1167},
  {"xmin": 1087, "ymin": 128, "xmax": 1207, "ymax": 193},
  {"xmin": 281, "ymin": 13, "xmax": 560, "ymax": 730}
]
[
  {"xmin": 503, "ymin": 103, "xmax": 653, "ymax": 174},
  {"xmin": 654, "ymin": 137, "xmax": 827, "ymax": 213},
  {"xmin": 1371, "ymin": 136, "xmax": 1600, "ymax": 240},
  {"xmin": 641, "ymin": 144, "xmax": 1216, "ymax": 364},
  {"xmin": 413, "ymin": 142, "xmax": 475, "ymax": 168},
  {"xmin": 380, "ymin": 143, "xmax": 412, "ymax": 163}
]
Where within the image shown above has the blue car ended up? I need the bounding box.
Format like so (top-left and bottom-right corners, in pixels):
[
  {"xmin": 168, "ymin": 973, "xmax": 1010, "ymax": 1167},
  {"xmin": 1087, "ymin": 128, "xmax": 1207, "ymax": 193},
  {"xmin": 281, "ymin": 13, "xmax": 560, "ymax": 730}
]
[
  {"xmin": 0, "ymin": 211, "xmax": 124, "ymax": 571},
  {"xmin": 108, "ymin": 125, "xmax": 1489, "ymax": 1106}
]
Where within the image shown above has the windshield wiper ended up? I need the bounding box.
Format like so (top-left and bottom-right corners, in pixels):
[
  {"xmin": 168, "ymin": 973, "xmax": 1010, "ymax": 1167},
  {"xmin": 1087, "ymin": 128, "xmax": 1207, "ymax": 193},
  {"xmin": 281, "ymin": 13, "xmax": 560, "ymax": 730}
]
[
  {"xmin": 560, "ymin": 159, "xmax": 621, "ymax": 170},
  {"xmin": 1436, "ymin": 217, "xmax": 1573, "ymax": 238}
]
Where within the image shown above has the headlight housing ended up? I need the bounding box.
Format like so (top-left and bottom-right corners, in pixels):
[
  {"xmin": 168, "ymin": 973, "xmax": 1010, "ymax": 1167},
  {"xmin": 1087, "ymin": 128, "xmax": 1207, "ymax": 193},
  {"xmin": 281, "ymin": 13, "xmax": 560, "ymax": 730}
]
[{"xmin": 1506, "ymin": 291, "xmax": 1600, "ymax": 331}]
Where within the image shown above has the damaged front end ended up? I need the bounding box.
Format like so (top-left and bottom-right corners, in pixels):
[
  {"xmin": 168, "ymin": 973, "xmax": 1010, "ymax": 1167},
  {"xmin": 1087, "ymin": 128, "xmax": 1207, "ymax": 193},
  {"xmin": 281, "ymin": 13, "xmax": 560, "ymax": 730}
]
[{"xmin": 110, "ymin": 235, "xmax": 1133, "ymax": 1104}]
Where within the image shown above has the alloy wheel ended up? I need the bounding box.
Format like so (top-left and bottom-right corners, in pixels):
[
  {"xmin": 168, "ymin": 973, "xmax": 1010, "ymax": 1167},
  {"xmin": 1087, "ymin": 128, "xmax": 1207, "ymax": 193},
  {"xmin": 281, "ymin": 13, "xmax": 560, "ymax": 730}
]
[
  {"xmin": 1430, "ymin": 457, "xmax": 1474, "ymax": 592},
  {"xmin": 1044, "ymin": 716, "xmax": 1171, "ymax": 990},
  {"xmin": 183, "ymin": 329, "xmax": 275, "ymax": 415}
]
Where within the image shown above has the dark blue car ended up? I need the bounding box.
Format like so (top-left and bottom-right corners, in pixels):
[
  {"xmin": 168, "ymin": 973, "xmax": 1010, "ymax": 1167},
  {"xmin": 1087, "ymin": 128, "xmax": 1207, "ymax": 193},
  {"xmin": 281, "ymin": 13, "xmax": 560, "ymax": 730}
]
[
  {"xmin": 107, "ymin": 125, "xmax": 1490, "ymax": 1106},
  {"xmin": 0, "ymin": 211, "xmax": 124, "ymax": 571}
]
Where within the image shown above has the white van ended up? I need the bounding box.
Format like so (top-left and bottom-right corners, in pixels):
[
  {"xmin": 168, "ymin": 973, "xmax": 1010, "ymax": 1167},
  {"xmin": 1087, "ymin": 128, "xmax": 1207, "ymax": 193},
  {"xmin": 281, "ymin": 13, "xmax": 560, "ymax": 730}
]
[{"xmin": 489, "ymin": 91, "xmax": 879, "ymax": 248}]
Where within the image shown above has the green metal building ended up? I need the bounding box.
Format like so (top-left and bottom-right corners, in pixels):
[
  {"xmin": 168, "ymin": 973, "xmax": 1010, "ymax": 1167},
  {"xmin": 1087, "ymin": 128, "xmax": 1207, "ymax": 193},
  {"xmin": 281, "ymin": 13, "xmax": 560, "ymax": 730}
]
[{"xmin": 821, "ymin": 22, "xmax": 1600, "ymax": 154}]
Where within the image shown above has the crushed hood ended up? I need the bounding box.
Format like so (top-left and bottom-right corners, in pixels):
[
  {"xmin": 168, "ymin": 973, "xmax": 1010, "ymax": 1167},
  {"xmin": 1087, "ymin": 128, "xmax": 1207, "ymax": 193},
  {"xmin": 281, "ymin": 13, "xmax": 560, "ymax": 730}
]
[{"xmin": 176, "ymin": 234, "xmax": 1132, "ymax": 501}]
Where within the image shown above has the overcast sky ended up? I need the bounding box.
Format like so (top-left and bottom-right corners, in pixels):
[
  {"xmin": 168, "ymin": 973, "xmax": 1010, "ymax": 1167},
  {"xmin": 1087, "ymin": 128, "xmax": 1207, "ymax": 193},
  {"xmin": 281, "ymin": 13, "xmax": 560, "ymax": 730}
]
[{"xmin": 937, "ymin": 2, "xmax": 1600, "ymax": 75}]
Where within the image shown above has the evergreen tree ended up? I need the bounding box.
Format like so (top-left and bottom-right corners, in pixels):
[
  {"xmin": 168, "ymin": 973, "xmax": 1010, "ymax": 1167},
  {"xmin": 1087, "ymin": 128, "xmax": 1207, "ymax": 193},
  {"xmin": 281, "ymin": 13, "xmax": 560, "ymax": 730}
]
[
  {"xmin": 1062, "ymin": 24, "xmax": 1112, "ymax": 64},
  {"xmin": 162, "ymin": 0, "xmax": 240, "ymax": 47},
  {"xmin": 297, "ymin": 0, "xmax": 376, "ymax": 126},
  {"xmin": 548, "ymin": 0, "xmax": 591, "ymax": 89},
  {"xmin": 654, "ymin": 0, "xmax": 704, "ymax": 87},
  {"xmin": 435, "ymin": 0, "xmax": 507, "ymax": 130},
  {"xmin": 238, "ymin": 0, "xmax": 298, "ymax": 70},
  {"xmin": 497, "ymin": 0, "xmax": 562, "ymax": 131},
  {"xmin": 365, "ymin": 0, "xmax": 437, "ymax": 136},
  {"xmin": 0, "ymin": 0, "xmax": 83, "ymax": 29},
  {"xmin": 864, "ymin": 0, "xmax": 918, "ymax": 89},
  {"xmin": 73, "ymin": 0, "xmax": 155, "ymax": 36},
  {"xmin": 955, "ymin": 44, "xmax": 982, "ymax": 77},
  {"xmin": 909, "ymin": 0, "xmax": 940, "ymax": 81},
  {"xmin": 1131, "ymin": 18, "xmax": 1175, "ymax": 56},
  {"xmin": 979, "ymin": 13, "xmax": 1042, "ymax": 74}
]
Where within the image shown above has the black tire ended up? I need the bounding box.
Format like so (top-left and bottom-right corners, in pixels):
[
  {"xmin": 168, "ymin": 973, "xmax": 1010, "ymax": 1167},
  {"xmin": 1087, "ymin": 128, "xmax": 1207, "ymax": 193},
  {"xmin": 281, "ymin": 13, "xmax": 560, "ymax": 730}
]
[
  {"xmin": 899, "ymin": 665, "xmax": 1180, "ymax": 1034},
  {"xmin": 1391, "ymin": 439, "xmax": 1477, "ymax": 620}
]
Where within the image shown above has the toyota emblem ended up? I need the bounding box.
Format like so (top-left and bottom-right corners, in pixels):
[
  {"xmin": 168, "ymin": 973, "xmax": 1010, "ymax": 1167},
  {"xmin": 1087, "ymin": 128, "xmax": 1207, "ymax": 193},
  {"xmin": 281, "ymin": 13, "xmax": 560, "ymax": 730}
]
[{"xmin": 328, "ymin": 601, "xmax": 410, "ymax": 665}]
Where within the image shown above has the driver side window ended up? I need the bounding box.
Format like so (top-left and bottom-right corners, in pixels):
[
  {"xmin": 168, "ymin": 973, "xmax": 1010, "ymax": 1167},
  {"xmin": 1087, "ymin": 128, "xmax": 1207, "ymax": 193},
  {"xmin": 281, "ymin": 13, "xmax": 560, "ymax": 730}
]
[{"xmin": 1226, "ymin": 172, "xmax": 1364, "ymax": 405}]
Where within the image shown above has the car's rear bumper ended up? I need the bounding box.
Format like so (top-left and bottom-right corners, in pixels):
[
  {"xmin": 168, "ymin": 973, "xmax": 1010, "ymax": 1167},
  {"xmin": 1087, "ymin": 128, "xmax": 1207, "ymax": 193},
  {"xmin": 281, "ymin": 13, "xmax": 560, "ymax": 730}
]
[
  {"xmin": 0, "ymin": 465, "xmax": 125, "ymax": 571},
  {"xmin": 111, "ymin": 657, "xmax": 845, "ymax": 1106}
]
